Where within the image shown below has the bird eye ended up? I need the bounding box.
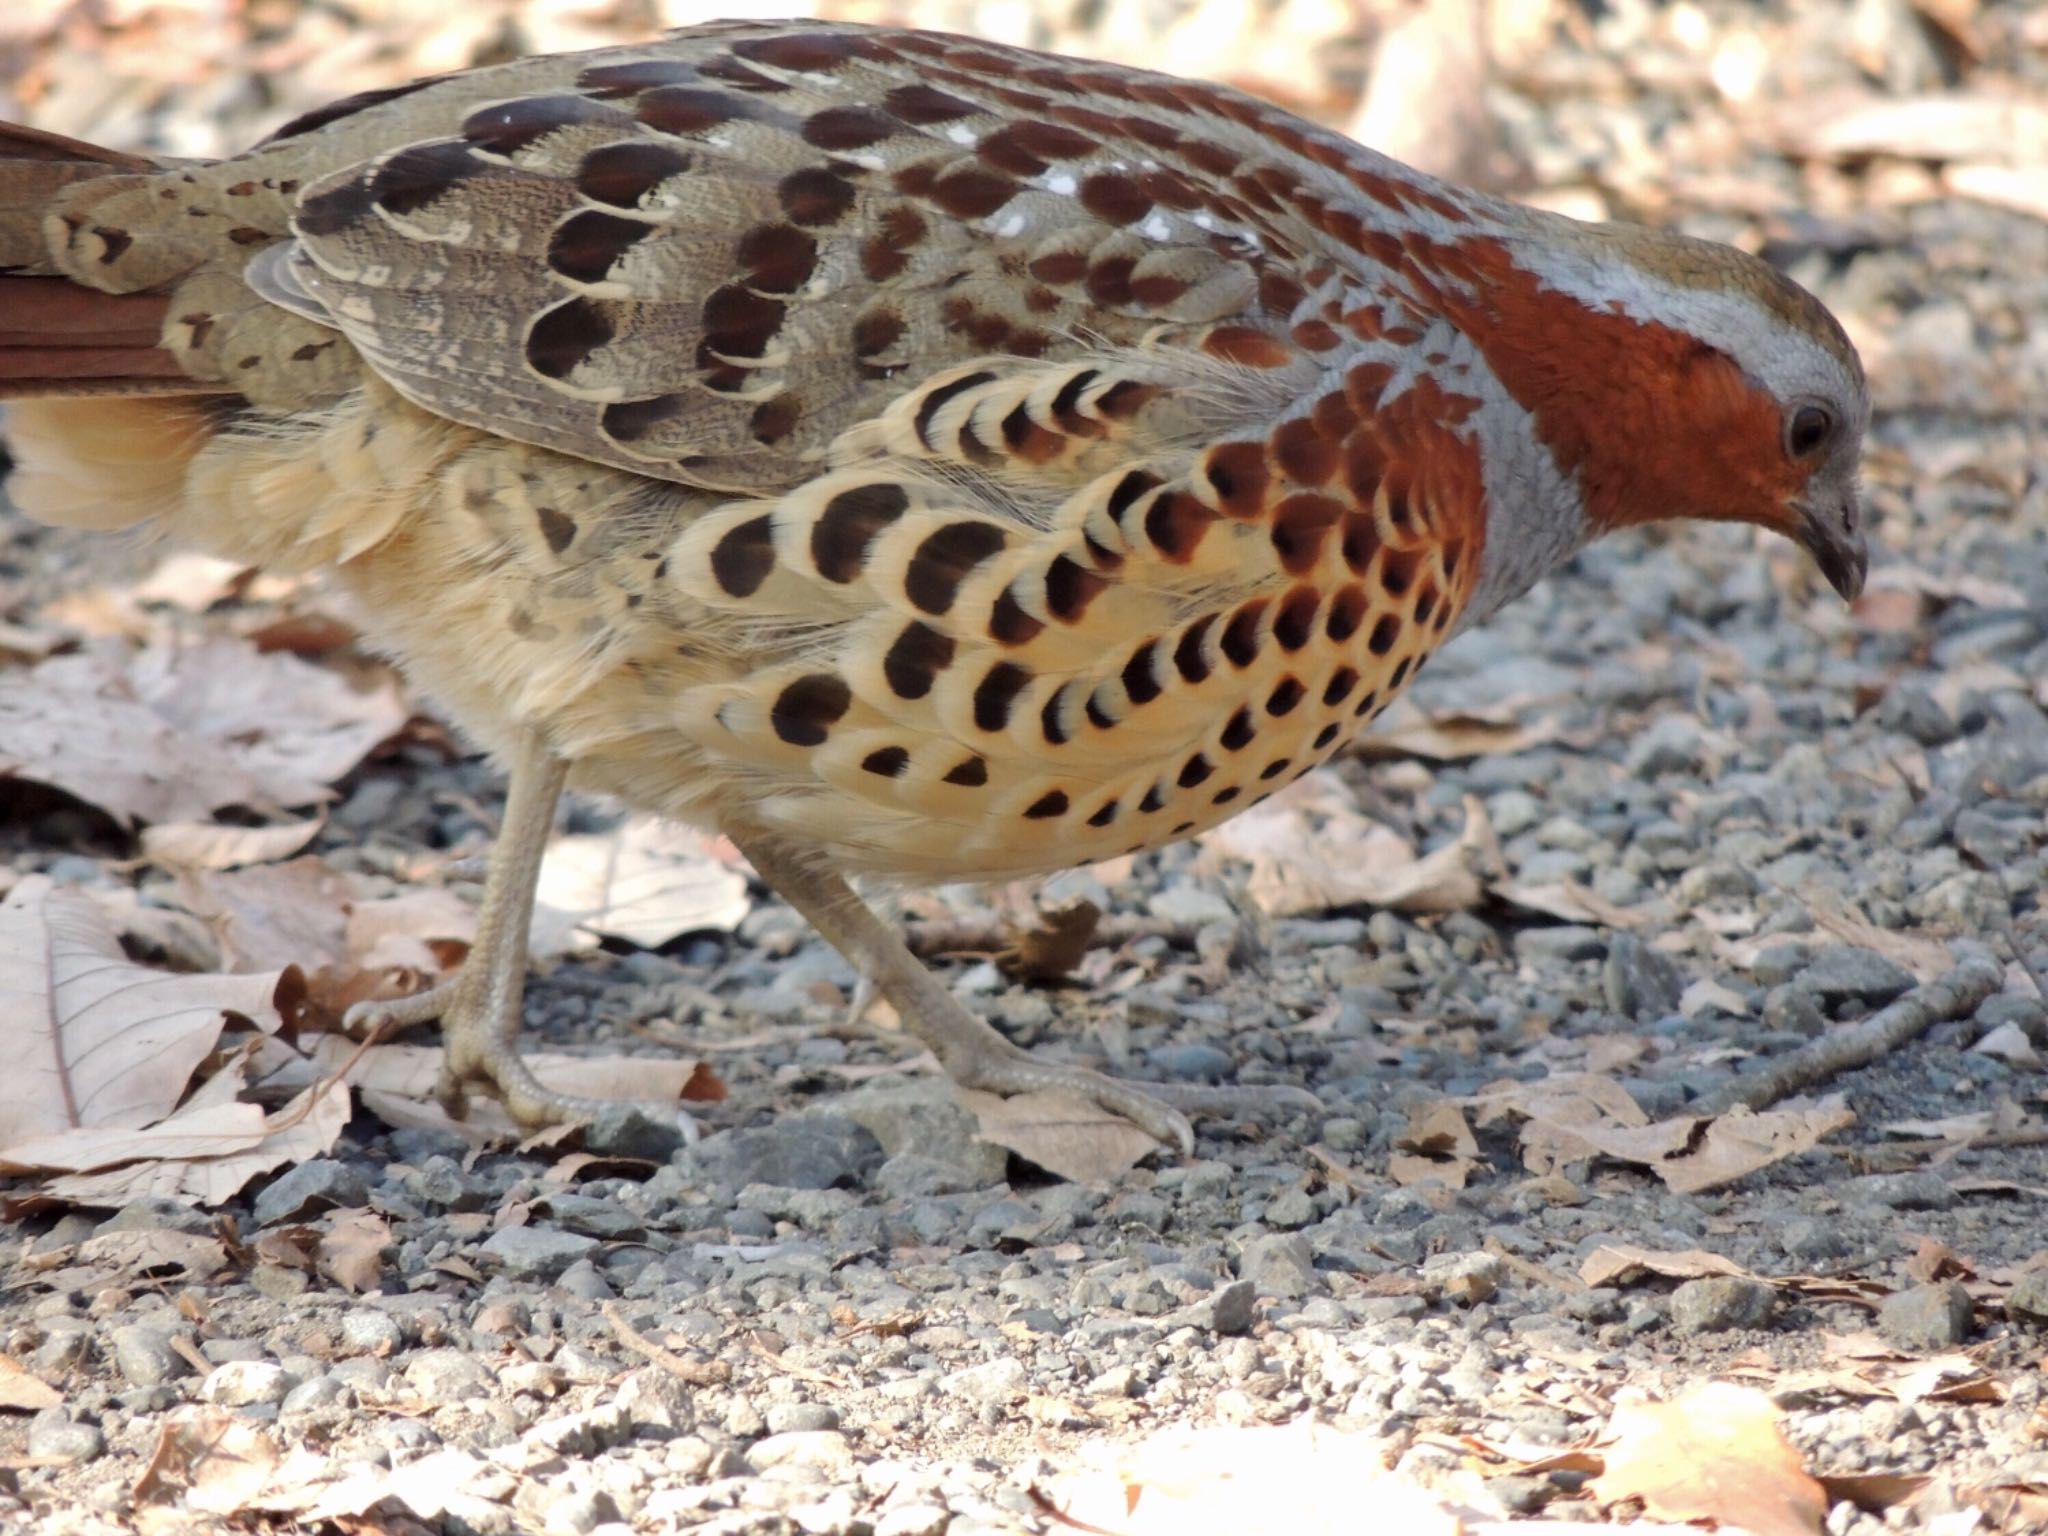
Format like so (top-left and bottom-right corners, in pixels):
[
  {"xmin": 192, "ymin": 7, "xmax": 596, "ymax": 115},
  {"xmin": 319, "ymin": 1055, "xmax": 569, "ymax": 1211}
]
[{"xmin": 1785, "ymin": 403, "xmax": 1835, "ymax": 460}]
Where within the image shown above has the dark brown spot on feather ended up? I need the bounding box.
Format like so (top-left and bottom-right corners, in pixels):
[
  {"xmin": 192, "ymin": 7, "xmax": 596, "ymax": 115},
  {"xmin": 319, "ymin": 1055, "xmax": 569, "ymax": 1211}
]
[
  {"xmin": 886, "ymin": 83, "xmax": 981, "ymax": 123},
  {"xmin": 863, "ymin": 746, "xmax": 909, "ymax": 777},
  {"xmin": 1174, "ymin": 615, "xmax": 1217, "ymax": 683},
  {"xmin": 1271, "ymin": 417, "xmax": 1339, "ymax": 485},
  {"xmin": 1221, "ymin": 708, "xmax": 1255, "ymax": 751},
  {"xmin": 732, "ymin": 32, "xmax": 864, "ymax": 71},
  {"xmin": 547, "ymin": 210, "xmax": 656, "ymax": 282},
  {"xmin": 778, "ymin": 167, "xmax": 857, "ymax": 226},
  {"xmin": 1369, "ymin": 614, "xmax": 1401, "ymax": 655},
  {"xmin": 1260, "ymin": 758, "xmax": 1291, "ymax": 780},
  {"xmin": 1271, "ymin": 494, "xmax": 1344, "ymax": 572},
  {"xmin": 527, "ymin": 298, "xmax": 614, "ymax": 379},
  {"xmin": 974, "ymin": 662, "xmax": 1031, "ymax": 732},
  {"xmin": 537, "ymin": 507, "xmax": 575, "ymax": 554},
  {"xmin": 1202, "ymin": 441, "xmax": 1269, "ymax": 518},
  {"xmin": 701, "ymin": 284, "xmax": 783, "ymax": 358},
  {"xmin": 578, "ymin": 141, "xmax": 690, "ymax": 207},
  {"xmin": 697, "ymin": 56, "xmax": 789, "ymax": 91},
  {"xmin": 602, "ymin": 393, "xmax": 686, "ymax": 442},
  {"xmin": 1079, "ymin": 173, "xmax": 1151, "ymax": 226},
  {"xmin": 1024, "ymin": 789, "xmax": 1068, "ymax": 819},
  {"xmin": 812, "ymin": 483, "xmax": 907, "ymax": 582},
  {"xmin": 1139, "ymin": 785, "xmax": 1166, "ymax": 814},
  {"xmin": 1044, "ymin": 555, "xmax": 1106, "ymax": 622},
  {"xmin": 906, "ymin": 522, "xmax": 1007, "ymax": 614},
  {"xmin": 990, "ymin": 588, "xmax": 1044, "ymax": 646},
  {"xmin": 737, "ymin": 223, "xmax": 817, "ymax": 293},
  {"xmin": 1266, "ymin": 677, "xmax": 1305, "ymax": 716},
  {"xmin": 1273, "ymin": 587, "xmax": 1319, "ymax": 651},
  {"xmin": 1145, "ymin": 492, "xmax": 1216, "ymax": 563},
  {"xmin": 1379, "ymin": 547, "xmax": 1418, "ymax": 596},
  {"xmin": 578, "ymin": 59, "xmax": 700, "ymax": 97},
  {"xmin": 750, "ymin": 393, "xmax": 800, "ymax": 444},
  {"xmin": 710, "ymin": 515, "xmax": 775, "ymax": 598},
  {"xmin": 884, "ymin": 621, "xmax": 953, "ymax": 700},
  {"xmin": 1414, "ymin": 585, "xmax": 1439, "ymax": 626},
  {"xmin": 944, "ymin": 755, "xmax": 989, "ymax": 787},
  {"xmin": 1341, "ymin": 512, "xmax": 1380, "ymax": 573},
  {"xmin": 1106, "ymin": 469, "xmax": 1161, "ymax": 533},
  {"xmin": 1324, "ymin": 667, "xmax": 1359, "ymax": 707},
  {"xmin": 1178, "ymin": 754, "xmax": 1214, "ymax": 788},
  {"xmin": 1084, "ymin": 254, "xmax": 1135, "ymax": 307},
  {"xmin": 912, "ymin": 370, "xmax": 995, "ymax": 449},
  {"xmin": 637, "ymin": 86, "xmax": 750, "ymax": 135},
  {"xmin": 1041, "ymin": 683, "xmax": 1077, "ymax": 745},
  {"xmin": 927, "ymin": 165, "xmax": 1019, "ymax": 219},
  {"xmin": 771, "ymin": 673, "xmax": 849, "ymax": 746},
  {"xmin": 804, "ymin": 105, "xmax": 902, "ymax": 150},
  {"xmin": 1121, "ymin": 640, "xmax": 1163, "ymax": 705},
  {"xmin": 464, "ymin": 96, "xmax": 626, "ymax": 155},
  {"xmin": 1087, "ymin": 801, "xmax": 1119, "ymax": 827},
  {"xmin": 1354, "ymin": 689, "xmax": 1380, "ymax": 718},
  {"xmin": 852, "ymin": 306, "xmax": 905, "ymax": 363},
  {"xmin": 1222, "ymin": 600, "xmax": 1266, "ymax": 668}
]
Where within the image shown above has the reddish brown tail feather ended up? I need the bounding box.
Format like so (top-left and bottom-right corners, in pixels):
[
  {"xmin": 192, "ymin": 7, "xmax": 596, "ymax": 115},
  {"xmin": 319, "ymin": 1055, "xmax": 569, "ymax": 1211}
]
[{"xmin": 0, "ymin": 124, "xmax": 191, "ymax": 398}]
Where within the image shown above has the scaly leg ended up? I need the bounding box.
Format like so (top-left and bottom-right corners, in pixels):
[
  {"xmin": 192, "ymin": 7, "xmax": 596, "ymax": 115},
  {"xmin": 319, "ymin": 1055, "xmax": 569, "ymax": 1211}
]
[
  {"xmin": 734, "ymin": 833, "xmax": 1318, "ymax": 1153},
  {"xmin": 346, "ymin": 730, "xmax": 693, "ymax": 1136}
]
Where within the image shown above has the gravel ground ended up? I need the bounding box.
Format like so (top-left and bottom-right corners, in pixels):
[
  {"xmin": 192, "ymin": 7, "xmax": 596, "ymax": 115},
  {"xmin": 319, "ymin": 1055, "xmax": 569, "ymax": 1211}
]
[{"xmin": 2, "ymin": 2, "xmax": 2046, "ymax": 1532}]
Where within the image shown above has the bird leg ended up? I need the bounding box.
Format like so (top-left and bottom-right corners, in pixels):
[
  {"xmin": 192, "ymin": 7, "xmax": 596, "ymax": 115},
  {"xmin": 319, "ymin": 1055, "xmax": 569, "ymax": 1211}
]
[
  {"xmin": 735, "ymin": 833, "xmax": 1294, "ymax": 1154},
  {"xmin": 345, "ymin": 729, "xmax": 693, "ymax": 1136}
]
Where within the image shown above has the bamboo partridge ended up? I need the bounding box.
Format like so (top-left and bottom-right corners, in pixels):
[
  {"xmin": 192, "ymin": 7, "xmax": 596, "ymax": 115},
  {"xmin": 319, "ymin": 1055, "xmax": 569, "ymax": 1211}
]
[{"xmin": 0, "ymin": 21, "xmax": 1869, "ymax": 1149}]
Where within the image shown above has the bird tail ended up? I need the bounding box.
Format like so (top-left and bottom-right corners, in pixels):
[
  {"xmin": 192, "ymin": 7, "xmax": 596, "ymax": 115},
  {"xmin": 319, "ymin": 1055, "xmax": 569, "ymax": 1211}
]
[
  {"xmin": 0, "ymin": 123, "xmax": 215, "ymax": 529},
  {"xmin": 0, "ymin": 122, "xmax": 187, "ymax": 399}
]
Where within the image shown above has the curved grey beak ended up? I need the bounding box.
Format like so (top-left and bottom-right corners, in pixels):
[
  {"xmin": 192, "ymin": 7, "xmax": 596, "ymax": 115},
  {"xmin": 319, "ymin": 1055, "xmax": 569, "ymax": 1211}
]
[{"xmin": 1797, "ymin": 498, "xmax": 1868, "ymax": 603}]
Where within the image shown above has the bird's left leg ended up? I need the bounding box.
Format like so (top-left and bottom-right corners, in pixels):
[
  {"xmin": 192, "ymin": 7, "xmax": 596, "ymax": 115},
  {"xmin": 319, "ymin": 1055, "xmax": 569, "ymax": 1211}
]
[{"xmin": 346, "ymin": 728, "xmax": 694, "ymax": 1136}]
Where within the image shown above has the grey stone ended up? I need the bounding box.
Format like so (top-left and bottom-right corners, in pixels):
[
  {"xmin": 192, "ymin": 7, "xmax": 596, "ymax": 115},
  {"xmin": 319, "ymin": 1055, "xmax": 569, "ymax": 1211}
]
[
  {"xmin": 2005, "ymin": 1266, "xmax": 2048, "ymax": 1327},
  {"xmin": 281, "ymin": 1375, "xmax": 348, "ymax": 1413},
  {"xmin": 534, "ymin": 1193, "xmax": 646, "ymax": 1243},
  {"xmin": 200, "ymin": 1361, "xmax": 295, "ymax": 1406},
  {"xmin": 1170, "ymin": 1278, "xmax": 1257, "ymax": 1335},
  {"xmin": 1750, "ymin": 942, "xmax": 1813, "ymax": 987},
  {"xmin": 694, "ymin": 1106, "xmax": 907, "ymax": 1191},
  {"xmin": 1147, "ymin": 1043, "xmax": 1236, "ymax": 1082},
  {"xmin": 1261, "ymin": 1188, "xmax": 1316, "ymax": 1230},
  {"xmin": 1880, "ymin": 1281, "xmax": 1974, "ymax": 1350},
  {"xmin": 27, "ymin": 1413, "xmax": 103, "ymax": 1464},
  {"xmin": 1852, "ymin": 1171, "xmax": 1955, "ymax": 1212},
  {"xmin": 1603, "ymin": 935, "xmax": 1684, "ymax": 1018},
  {"xmin": 340, "ymin": 1310, "xmax": 406, "ymax": 1356},
  {"xmin": 941, "ymin": 1357, "xmax": 1026, "ymax": 1405},
  {"xmin": 1674, "ymin": 862, "xmax": 1757, "ymax": 908},
  {"xmin": 1239, "ymin": 1232, "xmax": 1319, "ymax": 1298},
  {"xmin": 110, "ymin": 1324, "xmax": 191, "ymax": 1388},
  {"xmin": 582, "ymin": 1101, "xmax": 694, "ymax": 1162},
  {"xmin": 1797, "ymin": 947, "xmax": 1914, "ymax": 1008},
  {"xmin": 1627, "ymin": 716, "xmax": 1706, "ymax": 778},
  {"xmin": 478, "ymin": 1225, "xmax": 600, "ymax": 1281},
  {"xmin": 1513, "ymin": 926, "xmax": 1606, "ymax": 964},
  {"xmin": 251, "ymin": 1159, "xmax": 370, "ymax": 1227},
  {"xmin": 404, "ymin": 1348, "xmax": 497, "ymax": 1404},
  {"xmin": 1671, "ymin": 1276, "xmax": 1777, "ymax": 1334},
  {"xmin": 765, "ymin": 1401, "xmax": 840, "ymax": 1434}
]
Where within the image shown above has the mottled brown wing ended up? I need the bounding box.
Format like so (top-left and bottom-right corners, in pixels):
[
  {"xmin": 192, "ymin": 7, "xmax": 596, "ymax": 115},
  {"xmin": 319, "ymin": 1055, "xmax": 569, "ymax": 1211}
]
[{"xmin": 249, "ymin": 22, "xmax": 1317, "ymax": 495}]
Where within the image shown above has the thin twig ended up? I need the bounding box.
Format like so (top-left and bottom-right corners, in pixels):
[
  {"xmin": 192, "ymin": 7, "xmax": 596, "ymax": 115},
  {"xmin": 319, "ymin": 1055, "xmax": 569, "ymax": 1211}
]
[
  {"xmin": 600, "ymin": 1300, "xmax": 729, "ymax": 1386},
  {"xmin": 1695, "ymin": 958, "xmax": 2003, "ymax": 1116}
]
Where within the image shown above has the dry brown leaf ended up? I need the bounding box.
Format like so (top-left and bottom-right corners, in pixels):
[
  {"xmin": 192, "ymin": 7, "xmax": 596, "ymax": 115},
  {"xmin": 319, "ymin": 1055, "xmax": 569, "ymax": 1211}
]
[
  {"xmin": 533, "ymin": 814, "xmax": 751, "ymax": 951},
  {"xmin": 998, "ymin": 900, "xmax": 1101, "ymax": 982},
  {"xmin": 299, "ymin": 1037, "xmax": 720, "ymax": 1142},
  {"xmin": 953, "ymin": 1086, "xmax": 1160, "ymax": 1183},
  {"xmin": 1581, "ymin": 1244, "xmax": 1752, "ymax": 1288},
  {"xmin": 133, "ymin": 1407, "xmax": 288, "ymax": 1517},
  {"xmin": 1355, "ymin": 707, "xmax": 1559, "ymax": 762},
  {"xmin": 43, "ymin": 1080, "xmax": 351, "ymax": 1209},
  {"xmin": 1492, "ymin": 878, "xmax": 1655, "ymax": 929},
  {"xmin": 1197, "ymin": 775, "xmax": 1496, "ymax": 917},
  {"xmin": 0, "ymin": 638, "xmax": 404, "ymax": 825},
  {"xmin": 140, "ymin": 818, "xmax": 324, "ymax": 872},
  {"xmin": 75, "ymin": 1227, "xmax": 228, "ymax": 1282},
  {"xmin": 1804, "ymin": 893, "xmax": 1954, "ymax": 980},
  {"xmin": 318, "ymin": 1209, "xmax": 392, "ymax": 1294},
  {"xmin": 0, "ymin": 1353, "xmax": 62, "ymax": 1412},
  {"xmin": 1594, "ymin": 1383, "xmax": 1826, "ymax": 1536},
  {"xmin": 1658, "ymin": 1104, "xmax": 1857, "ymax": 1194},
  {"xmin": 0, "ymin": 877, "xmax": 296, "ymax": 1149},
  {"xmin": 1389, "ymin": 1100, "xmax": 1479, "ymax": 1189}
]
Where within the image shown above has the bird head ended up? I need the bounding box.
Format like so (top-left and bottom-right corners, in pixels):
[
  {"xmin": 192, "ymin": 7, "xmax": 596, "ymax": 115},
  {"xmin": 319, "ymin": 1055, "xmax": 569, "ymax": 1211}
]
[{"xmin": 1455, "ymin": 215, "xmax": 1870, "ymax": 601}]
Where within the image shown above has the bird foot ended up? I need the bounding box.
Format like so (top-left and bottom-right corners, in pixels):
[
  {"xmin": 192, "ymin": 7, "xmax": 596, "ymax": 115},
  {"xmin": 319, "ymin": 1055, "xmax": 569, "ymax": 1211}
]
[{"xmin": 342, "ymin": 988, "xmax": 701, "ymax": 1142}]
